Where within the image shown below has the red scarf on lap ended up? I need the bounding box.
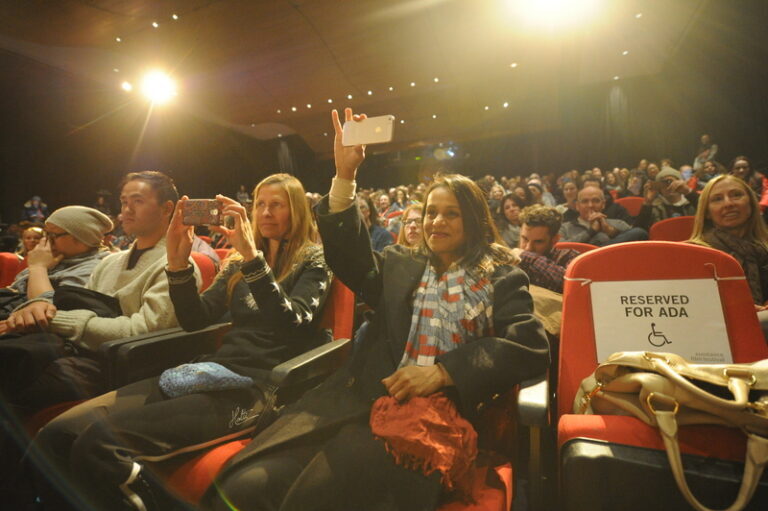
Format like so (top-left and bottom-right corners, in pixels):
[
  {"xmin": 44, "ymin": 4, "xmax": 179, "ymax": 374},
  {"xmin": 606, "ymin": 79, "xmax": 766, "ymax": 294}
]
[{"xmin": 370, "ymin": 393, "xmax": 478, "ymax": 496}]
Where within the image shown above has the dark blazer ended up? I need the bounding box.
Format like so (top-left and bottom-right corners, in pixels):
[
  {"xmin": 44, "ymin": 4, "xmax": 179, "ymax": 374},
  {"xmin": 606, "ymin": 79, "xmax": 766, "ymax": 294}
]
[{"xmin": 214, "ymin": 196, "xmax": 549, "ymax": 504}]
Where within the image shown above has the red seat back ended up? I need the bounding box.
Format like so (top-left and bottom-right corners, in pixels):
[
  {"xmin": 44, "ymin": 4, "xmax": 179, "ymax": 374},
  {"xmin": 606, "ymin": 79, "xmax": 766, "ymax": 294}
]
[
  {"xmin": 614, "ymin": 196, "xmax": 644, "ymax": 216},
  {"xmin": 558, "ymin": 241, "xmax": 768, "ymax": 419},
  {"xmin": 0, "ymin": 252, "xmax": 24, "ymax": 287},
  {"xmin": 553, "ymin": 241, "xmax": 598, "ymax": 254},
  {"xmin": 214, "ymin": 248, "xmax": 231, "ymax": 261},
  {"xmin": 190, "ymin": 252, "xmax": 216, "ymax": 292},
  {"xmin": 649, "ymin": 216, "xmax": 695, "ymax": 241},
  {"xmin": 318, "ymin": 278, "xmax": 355, "ymax": 340}
]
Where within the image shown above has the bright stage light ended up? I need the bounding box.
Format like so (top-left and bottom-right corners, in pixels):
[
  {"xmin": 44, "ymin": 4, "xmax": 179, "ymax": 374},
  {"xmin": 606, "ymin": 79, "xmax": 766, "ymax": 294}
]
[
  {"xmin": 121, "ymin": 81, "xmax": 133, "ymax": 92},
  {"xmin": 141, "ymin": 71, "xmax": 177, "ymax": 104},
  {"xmin": 512, "ymin": 0, "xmax": 600, "ymax": 29}
]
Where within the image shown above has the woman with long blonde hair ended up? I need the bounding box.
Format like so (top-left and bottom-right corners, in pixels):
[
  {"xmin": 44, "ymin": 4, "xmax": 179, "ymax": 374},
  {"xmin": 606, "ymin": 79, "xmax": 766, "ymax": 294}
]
[
  {"xmin": 34, "ymin": 173, "xmax": 333, "ymax": 510},
  {"xmin": 689, "ymin": 174, "xmax": 768, "ymax": 308}
]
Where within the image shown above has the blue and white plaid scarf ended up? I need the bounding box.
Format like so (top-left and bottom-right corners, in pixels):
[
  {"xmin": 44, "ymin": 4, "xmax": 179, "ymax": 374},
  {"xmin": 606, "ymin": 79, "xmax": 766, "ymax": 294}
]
[{"xmin": 399, "ymin": 261, "xmax": 494, "ymax": 367}]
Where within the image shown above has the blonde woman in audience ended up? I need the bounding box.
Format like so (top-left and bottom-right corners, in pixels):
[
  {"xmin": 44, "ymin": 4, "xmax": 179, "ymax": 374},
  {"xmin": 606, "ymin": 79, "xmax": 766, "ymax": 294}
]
[
  {"xmin": 204, "ymin": 108, "xmax": 548, "ymax": 511},
  {"xmin": 32, "ymin": 174, "xmax": 332, "ymax": 510},
  {"xmin": 689, "ymin": 174, "xmax": 768, "ymax": 309},
  {"xmin": 15, "ymin": 225, "xmax": 43, "ymax": 259},
  {"xmin": 489, "ymin": 183, "xmax": 505, "ymax": 201},
  {"xmin": 396, "ymin": 204, "xmax": 423, "ymax": 247}
]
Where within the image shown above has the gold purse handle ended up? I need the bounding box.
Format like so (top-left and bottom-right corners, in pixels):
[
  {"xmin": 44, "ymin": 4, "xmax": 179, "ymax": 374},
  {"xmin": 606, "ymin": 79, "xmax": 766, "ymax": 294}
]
[{"xmin": 649, "ymin": 356, "xmax": 752, "ymax": 410}]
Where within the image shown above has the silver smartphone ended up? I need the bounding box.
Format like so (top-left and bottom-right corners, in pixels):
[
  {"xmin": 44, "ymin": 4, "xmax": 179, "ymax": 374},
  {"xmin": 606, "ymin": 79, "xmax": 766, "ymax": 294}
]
[{"xmin": 342, "ymin": 115, "xmax": 395, "ymax": 146}]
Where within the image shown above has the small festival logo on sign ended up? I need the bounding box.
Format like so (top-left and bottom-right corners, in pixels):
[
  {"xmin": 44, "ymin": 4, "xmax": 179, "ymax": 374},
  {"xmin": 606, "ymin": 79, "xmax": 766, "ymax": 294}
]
[{"xmin": 590, "ymin": 279, "xmax": 732, "ymax": 363}]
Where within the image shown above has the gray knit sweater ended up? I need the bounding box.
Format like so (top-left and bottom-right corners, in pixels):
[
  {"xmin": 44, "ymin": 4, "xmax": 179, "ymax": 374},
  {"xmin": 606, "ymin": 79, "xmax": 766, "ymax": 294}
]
[
  {"xmin": 9, "ymin": 249, "xmax": 110, "ymax": 301},
  {"xmin": 41, "ymin": 239, "xmax": 200, "ymax": 351}
]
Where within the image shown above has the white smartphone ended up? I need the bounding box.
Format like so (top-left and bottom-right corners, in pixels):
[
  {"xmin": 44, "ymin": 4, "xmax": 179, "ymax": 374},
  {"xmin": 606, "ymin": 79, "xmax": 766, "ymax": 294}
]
[{"xmin": 342, "ymin": 115, "xmax": 395, "ymax": 146}]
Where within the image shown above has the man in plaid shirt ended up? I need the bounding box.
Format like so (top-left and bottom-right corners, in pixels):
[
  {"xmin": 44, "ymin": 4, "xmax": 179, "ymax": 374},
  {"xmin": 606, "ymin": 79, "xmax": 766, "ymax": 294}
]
[{"xmin": 512, "ymin": 205, "xmax": 579, "ymax": 293}]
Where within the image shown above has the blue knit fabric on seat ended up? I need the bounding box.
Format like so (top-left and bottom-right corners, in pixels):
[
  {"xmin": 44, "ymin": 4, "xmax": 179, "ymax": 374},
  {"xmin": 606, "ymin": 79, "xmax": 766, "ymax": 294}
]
[{"xmin": 159, "ymin": 361, "xmax": 254, "ymax": 398}]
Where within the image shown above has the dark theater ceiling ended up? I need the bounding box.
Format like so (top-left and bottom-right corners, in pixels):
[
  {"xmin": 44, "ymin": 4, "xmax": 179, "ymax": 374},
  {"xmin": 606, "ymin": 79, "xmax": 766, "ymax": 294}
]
[{"xmin": 0, "ymin": 0, "xmax": 704, "ymax": 157}]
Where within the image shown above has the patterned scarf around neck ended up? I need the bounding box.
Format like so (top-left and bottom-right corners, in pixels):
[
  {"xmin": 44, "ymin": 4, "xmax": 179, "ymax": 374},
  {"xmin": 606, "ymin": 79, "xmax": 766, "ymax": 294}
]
[
  {"xmin": 399, "ymin": 261, "xmax": 495, "ymax": 367},
  {"xmin": 703, "ymin": 228, "xmax": 768, "ymax": 304}
]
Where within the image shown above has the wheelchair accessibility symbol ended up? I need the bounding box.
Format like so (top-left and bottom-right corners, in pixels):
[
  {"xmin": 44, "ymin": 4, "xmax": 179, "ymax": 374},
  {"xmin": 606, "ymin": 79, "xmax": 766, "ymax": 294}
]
[{"xmin": 647, "ymin": 323, "xmax": 671, "ymax": 347}]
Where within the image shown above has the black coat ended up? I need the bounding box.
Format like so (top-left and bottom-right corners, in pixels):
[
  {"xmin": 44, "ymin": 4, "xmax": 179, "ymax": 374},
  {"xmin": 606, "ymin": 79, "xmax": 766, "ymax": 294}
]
[
  {"xmin": 214, "ymin": 197, "xmax": 549, "ymax": 508},
  {"xmin": 168, "ymin": 247, "xmax": 332, "ymax": 380}
]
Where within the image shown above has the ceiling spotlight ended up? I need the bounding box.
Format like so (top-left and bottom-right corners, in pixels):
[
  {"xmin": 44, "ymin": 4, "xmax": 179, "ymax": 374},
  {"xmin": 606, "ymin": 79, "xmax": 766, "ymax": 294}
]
[
  {"xmin": 115, "ymin": 37, "xmax": 122, "ymax": 42},
  {"xmin": 613, "ymin": 75, "xmax": 620, "ymax": 80},
  {"xmin": 510, "ymin": 62, "xmax": 518, "ymax": 68},
  {"xmin": 251, "ymin": 123, "xmax": 256, "ymax": 127},
  {"xmin": 484, "ymin": 106, "xmax": 490, "ymax": 111},
  {"xmin": 323, "ymin": 132, "xmax": 328, "ymax": 136},
  {"xmin": 433, "ymin": 77, "xmax": 439, "ymax": 83},
  {"xmin": 622, "ymin": 50, "xmax": 629, "ymax": 56},
  {"xmin": 367, "ymin": 90, "xmax": 373, "ymax": 95},
  {"xmin": 515, "ymin": 0, "xmax": 600, "ymax": 29},
  {"xmin": 388, "ymin": 86, "xmax": 394, "ymax": 91},
  {"xmin": 291, "ymin": 106, "xmax": 297, "ymax": 112},
  {"xmin": 113, "ymin": 68, "xmax": 119, "ymax": 73},
  {"xmin": 432, "ymin": 114, "xmax": 437, "ymax": 119},
  {"xmin": 635, "ymin": 12, "xmax": 643, "ymax": 19},
  {"xmin": 410, "ymin": 82, "xmax": 416, "ymax": 87},
  {"xmin": 278, "ymin": 134, "xmax": 282, "ymax": 138},
  {"xmin": 347, "ymin": 94, "xmax": 353, "ymax": 99},
  {"xmin": 121, "ymin": 81, "xmax": 133, "ymax": 92},
  {"xmin": 152, "ymin": 21, "xmax": 159, "ymax": 28},
  {"xmin": 172, "ymin": 14, "xmax": 179, "ymax": 20},
  {"xmin": 306, "ymin": 104, "xmax": 312, "ymax": 108},
  {"xmin": 400, "ymin": 119, "xmax": 405, "ymax": 124},
  {"xmin": 277, "ymin": 109, "xmax": 282, "ymax": 114},
  {"xmin": 327, "ymin": 98, "xmax": 333, "ymax": 103},
  {"xmin": 141, "ymin": 71, "xmax": 176, "ymax": 104},
  {"xmin": 503, "ymin": 101, "xmax": 509, "ymax": 108}
]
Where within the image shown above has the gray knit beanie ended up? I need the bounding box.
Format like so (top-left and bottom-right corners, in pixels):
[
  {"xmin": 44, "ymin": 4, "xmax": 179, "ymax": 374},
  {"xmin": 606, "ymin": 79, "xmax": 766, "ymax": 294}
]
[
  {"xmin": 655, "ymin": 166, "xmax": 683, "ymax": 182},
  {"xmin": 46, "ymin": 206, "xmax": 114, "ymax": 247}
]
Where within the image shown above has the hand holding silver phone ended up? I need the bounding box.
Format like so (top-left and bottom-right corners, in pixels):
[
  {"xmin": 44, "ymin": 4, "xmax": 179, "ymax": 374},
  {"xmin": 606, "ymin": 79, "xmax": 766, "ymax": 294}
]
[{"xmin": 342, "ymin": 115, "xmax": 395, "ymax": 146}]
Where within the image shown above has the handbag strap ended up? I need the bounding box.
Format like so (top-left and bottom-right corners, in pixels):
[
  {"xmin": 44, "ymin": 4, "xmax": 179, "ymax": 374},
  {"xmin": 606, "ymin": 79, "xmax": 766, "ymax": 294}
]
[
  {"xmin": 655, "ymin": 409, "xmax": 768, "ymax": 511},
  {"xmin": 651, "ymin": 356, "xmax": 752, "ymax": 410}
]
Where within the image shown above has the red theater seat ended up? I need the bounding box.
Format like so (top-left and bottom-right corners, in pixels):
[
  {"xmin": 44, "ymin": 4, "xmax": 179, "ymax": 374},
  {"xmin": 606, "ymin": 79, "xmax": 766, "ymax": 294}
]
[
  {"xmin": 649, "ymin": 215, "xmax": 695, "ymax": 241},
  {"xmin": 614, "ymin": 196, "xmax": 644, "ymax": 216},
  {"xmin": 214, "ymin": 248, "xmax": 231, "ymax": 261},
  {"xmin": 556, "ymin": 241, "xmax": 768, "ymax": 510},
  {"xmin": 190, "ymin": 252, "xmax": 216, "ymax": 291},
  {"xmin": 0, "ymin": 252, "xmax": 24, "ymax": 287}
]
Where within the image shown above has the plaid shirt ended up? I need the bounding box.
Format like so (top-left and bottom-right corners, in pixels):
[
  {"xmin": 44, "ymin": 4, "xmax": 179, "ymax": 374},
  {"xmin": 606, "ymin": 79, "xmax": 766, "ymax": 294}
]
[{"xmin": 517, "ymin": 248, "xmax": 579, "ymax": 293}]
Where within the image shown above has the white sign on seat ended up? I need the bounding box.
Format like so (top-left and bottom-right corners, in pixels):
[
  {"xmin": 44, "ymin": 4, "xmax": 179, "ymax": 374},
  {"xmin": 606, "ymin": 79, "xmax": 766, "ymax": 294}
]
[{"xmin": 590, "ymin": 279, "xmax": 732, "ymax": 363}]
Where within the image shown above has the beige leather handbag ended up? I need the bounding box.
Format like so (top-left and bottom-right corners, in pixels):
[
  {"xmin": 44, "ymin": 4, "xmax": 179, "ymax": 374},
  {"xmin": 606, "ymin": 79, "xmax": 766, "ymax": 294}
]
[{"xmin": 574, "ymin": 351, "xmax": 768, "ymax": 511}]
